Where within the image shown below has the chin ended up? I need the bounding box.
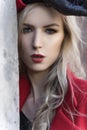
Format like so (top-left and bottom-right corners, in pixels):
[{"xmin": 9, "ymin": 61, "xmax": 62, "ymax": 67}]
[{"xmin": 28, "ymin": 66, "xmax": 49, "ymax": 73}]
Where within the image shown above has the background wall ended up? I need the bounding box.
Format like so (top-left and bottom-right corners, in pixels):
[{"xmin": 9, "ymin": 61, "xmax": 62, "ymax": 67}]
[
  {"xmin": 0, "ymin": 0, "xmax": 19, "ymax": 130},
  {"xmin": 77, "ymin": 17, "xmax": 87, "ymax": 78},
  {"xmin": 81, "ymin": 17, "xmax": 87, "ymax": 78}
]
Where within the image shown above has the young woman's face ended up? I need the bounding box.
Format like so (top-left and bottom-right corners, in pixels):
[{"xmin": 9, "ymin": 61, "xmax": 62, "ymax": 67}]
[{"xmin": 19, "ymin": 5, "xmax": 64, "ymax": 72}]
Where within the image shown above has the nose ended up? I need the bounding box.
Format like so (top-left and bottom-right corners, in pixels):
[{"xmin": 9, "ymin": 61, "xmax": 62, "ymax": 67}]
[{"xmin": 32, "ymin": 30, "xmax": 43, "ymax": 49}]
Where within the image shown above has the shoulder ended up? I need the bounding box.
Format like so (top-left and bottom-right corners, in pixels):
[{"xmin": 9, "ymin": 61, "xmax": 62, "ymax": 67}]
[
  {"xmin": 61, "ymin": 70, "xmax": 87, "ymax": 130},
  {"xmin": 19, "ymin": 74, "xmax": 31, "ymax": 110},
  {"xmin": 67, "ymin": 69, "xmax": 87, "ymax": 109},
  {"xmin": 67, "ymin": 69, "xmax": 87, "ymax": 92},
  {"xmin": 19, "ymin": 74, "xmax": 30, "ymax": 87},
  {"xmin": 19, "ymin": 74, "xmax": 31, "ymax": 96}
]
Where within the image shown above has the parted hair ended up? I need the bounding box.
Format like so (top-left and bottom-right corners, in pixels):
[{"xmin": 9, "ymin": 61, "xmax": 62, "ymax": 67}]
[{"xmin": 18, "ymin": 3, "xmax": 85, "ymax": 130}]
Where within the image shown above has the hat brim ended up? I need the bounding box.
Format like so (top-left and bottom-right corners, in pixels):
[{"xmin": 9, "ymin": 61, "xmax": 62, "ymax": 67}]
[{"xmin": 16, "ymin": 0, "xmax": 87, "ymax": 16}]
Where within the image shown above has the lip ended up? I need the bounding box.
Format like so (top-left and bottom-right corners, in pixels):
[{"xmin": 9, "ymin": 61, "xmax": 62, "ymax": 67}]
[{"xmin": 31, "ymin": 54, "xmax": 45, "ymax": 63}]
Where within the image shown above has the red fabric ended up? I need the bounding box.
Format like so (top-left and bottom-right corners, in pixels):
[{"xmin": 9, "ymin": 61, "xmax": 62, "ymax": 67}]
[
  {"xmin": 19, "ymin": 75, "xmax": 30, "ymax": 110},
  {"xmin": 19, "ymin": 71, "xmax": 87, "ymax": 130},
  {"xmin": 16, "ymin": 0, "xmax": 26, "ymax": 12}
]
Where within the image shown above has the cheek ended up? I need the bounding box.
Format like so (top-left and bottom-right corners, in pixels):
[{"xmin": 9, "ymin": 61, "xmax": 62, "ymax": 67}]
[
  {"xmin": 49, "ymin": 35, "xmax": 64, "ymax": 52},
  {"xmin": 47, "ymin": 35, "xmax": 64, "ymax": 61},
  {"xmin": 19, "ymin": 36, "xmax": 31, "ymax": 52},
  {"xmin": 19, "ymin": 42, "xmax": 29, "ymax": 60}
]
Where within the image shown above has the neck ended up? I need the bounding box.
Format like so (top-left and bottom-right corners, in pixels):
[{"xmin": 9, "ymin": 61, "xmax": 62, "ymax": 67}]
[{"xmin": 27, "ymin": 69, "xmax": 48, "ymax": 102}]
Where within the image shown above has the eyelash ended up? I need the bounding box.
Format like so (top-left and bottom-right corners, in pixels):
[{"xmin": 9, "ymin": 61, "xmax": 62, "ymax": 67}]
[
  {"xmin": 45, "ymin": 29, "xmax": 58, "ymax": 34},
  {"xmin": 22, "ymin": 27, "xmax": 58, "ymax": 35},
  {"xmin": 22, "ymin": 27, "xmax": 33, "ymax": 33}
]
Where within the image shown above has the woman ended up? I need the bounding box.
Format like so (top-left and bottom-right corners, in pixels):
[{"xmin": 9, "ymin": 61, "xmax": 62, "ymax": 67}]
[{"xmin": 17, "ymin": 1, "xmax": 87, "ymax": 130}]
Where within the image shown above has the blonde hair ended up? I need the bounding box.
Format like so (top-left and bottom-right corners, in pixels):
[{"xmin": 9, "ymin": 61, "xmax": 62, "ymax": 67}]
[{"xmin": 18, "ymin": 3, "xmax": 85, "ymax": 130}]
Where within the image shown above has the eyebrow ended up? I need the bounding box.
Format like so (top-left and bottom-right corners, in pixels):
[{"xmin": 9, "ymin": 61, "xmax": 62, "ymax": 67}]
[
  {"xmin": 23, "ymin": 23, "xmax": 33, "ymax": 27},
  {"xmin": 23, "ymin": 23, "xmax": 60, "ymax": 28},
  {"xmin": 44, "ymin": 24, "xmax": 60, "ymax": 28}
]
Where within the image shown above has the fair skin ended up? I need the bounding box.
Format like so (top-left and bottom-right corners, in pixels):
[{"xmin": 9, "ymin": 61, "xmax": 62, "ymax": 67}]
[{"xmin": 19, "ymin": 5, "xmax": 65, "ymax": 121}]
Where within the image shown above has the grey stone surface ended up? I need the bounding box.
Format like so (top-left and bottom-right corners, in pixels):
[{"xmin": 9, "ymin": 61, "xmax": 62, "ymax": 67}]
[{"xmin": 0, "ymin": 0, "xmax": 19, "ymax": 130}]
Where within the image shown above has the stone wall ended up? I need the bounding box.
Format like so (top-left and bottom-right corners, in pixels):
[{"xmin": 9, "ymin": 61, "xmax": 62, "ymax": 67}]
[{"xmin": 0, "ymin": 0, "xmax": 19, "ymax": 130}]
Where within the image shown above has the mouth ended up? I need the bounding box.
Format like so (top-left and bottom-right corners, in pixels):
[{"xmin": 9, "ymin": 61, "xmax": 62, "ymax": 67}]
[{"xmin": 31, "ymin": 54, "xmax": 45, "ymax": 63}]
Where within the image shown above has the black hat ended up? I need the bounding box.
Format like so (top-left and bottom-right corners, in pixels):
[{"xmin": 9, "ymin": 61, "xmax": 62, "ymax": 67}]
[{"xmin": 17, "ymin": 0, "xmax": 87, "ymax": 16}]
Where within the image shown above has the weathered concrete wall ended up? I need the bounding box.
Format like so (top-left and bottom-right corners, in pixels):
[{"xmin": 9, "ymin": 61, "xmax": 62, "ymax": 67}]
[{"xmin": 0, "ymin": 0, "xmax": 19, "ymax": 130}]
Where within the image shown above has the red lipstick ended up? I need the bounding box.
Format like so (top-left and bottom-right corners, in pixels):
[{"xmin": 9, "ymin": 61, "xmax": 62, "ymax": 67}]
[{"xmin": 31, "ymin": 54, "xmax": 45, "ymax": 63}]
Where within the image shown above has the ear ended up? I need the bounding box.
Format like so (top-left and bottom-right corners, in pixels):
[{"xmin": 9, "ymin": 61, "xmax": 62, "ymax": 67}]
[{"xmin": 16, "ymin": 0, "xmax": 26, "ymax": 12}]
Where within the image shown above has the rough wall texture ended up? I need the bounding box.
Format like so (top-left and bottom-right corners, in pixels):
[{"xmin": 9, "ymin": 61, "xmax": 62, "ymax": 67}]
[{"xmin": 0, "ymin": 0, "xmax": 19, "ymax": 130}]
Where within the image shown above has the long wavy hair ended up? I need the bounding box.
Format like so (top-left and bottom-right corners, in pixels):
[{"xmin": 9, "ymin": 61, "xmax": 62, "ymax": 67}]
[{"xmin": 18, "ymin": 3, "xmax": 85, "ymax": 130}]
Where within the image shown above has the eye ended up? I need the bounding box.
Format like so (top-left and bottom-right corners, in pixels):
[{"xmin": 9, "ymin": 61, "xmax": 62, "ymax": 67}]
[
  {"xmin": 45, "ymin": 28, "xmax": 58, "ymax": 34},
  {"xmin": 22, "ymin": 27, "xmax": 33, "ymax": 34}
]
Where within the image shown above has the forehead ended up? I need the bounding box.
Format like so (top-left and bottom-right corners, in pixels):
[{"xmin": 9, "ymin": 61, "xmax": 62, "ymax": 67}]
[{"xmin": 23, "ymin": 5, "xmax": 63, "ymax": 27}]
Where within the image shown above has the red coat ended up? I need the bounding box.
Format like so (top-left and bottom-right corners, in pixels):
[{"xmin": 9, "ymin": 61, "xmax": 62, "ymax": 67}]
[{"xmin": 19, "ymin": 70, "xmax": 87, "ymax": 130}]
